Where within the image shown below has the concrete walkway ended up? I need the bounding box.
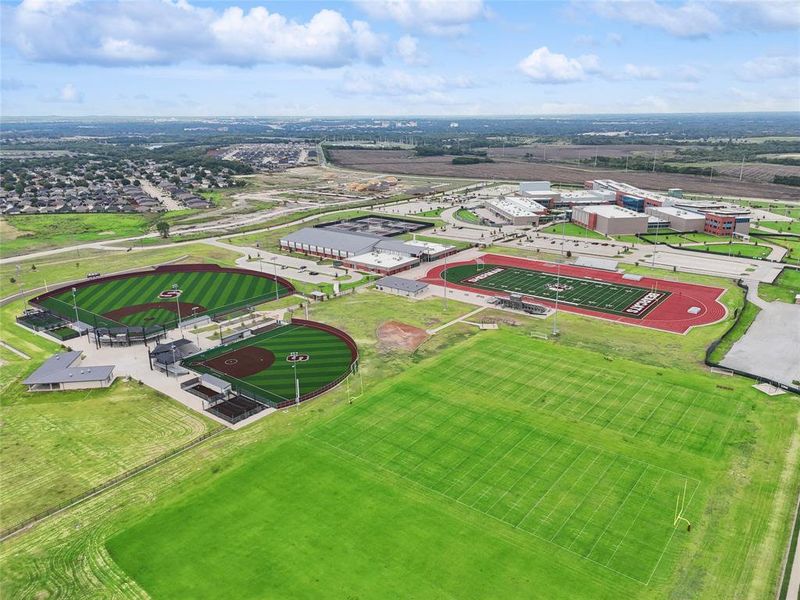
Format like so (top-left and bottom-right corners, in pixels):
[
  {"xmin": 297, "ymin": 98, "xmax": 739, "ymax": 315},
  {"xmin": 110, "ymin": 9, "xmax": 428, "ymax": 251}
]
[{"xmin": 426, "ymin": 306, "xmax": 487, "ymax": 334}]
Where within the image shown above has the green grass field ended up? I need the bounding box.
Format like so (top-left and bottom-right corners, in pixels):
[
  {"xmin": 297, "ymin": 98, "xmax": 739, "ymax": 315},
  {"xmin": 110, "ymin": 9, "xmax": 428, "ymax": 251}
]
[
  {"xmin": 105, "ymin": 330, "xmax": 781, "ymax": 598},
  {"xmin": 543, "ymin": 222, "xmax": 608, "ymax": 239},
  {"xmin": 695, "ymin": 243, "xmax": 772, "ymax": 259},
  {"xmin": 38, "ymin": 267, "xmax": 292, "ymax": 328},
  {"xmin": 758, "ymin": 268, "xmax": 800, "ymax": 303},
  {"xmin": 443, "ymin": 263, "xmax": 668, "ymax": 317},
  {"xmin": 456, "ymin": 207, "xmax": 481, "ymax": 223},
  {"xmin": 754, "ymin": 220, "xmax": 797, "ymax": 233},
  {"xmin": 183, "ymin": 323, "xmax": 355, "ymax": 403}
]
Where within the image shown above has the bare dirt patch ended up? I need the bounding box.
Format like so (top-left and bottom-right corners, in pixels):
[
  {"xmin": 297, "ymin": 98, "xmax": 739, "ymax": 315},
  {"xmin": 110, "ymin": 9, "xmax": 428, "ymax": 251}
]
[{"xmin": 376, "ymin": 321, "xmax": 429, "ymax": 352}]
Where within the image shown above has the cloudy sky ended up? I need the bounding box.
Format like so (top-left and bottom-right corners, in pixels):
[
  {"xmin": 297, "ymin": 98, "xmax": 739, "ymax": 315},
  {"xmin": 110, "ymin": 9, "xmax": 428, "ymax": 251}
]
[{"xmin": 1, "ymin": 0, "xmax": 798, "ymax": 116}]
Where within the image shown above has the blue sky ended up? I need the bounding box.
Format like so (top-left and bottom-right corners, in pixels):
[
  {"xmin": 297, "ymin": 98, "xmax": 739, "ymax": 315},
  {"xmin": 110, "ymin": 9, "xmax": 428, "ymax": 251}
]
[{"xmin": 1, "ymin": 0, "xmax": 798, "ymax": 116}]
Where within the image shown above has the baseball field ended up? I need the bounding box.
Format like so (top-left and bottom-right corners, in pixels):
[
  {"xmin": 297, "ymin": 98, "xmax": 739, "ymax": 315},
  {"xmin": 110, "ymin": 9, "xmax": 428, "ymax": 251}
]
[
  {"xmin": 182, "ymin": 321, "xmax": 357, "ymax": 405},
  {"xmin": 32, "ymin": 264, "xmax": 293, "ymax": 329}
]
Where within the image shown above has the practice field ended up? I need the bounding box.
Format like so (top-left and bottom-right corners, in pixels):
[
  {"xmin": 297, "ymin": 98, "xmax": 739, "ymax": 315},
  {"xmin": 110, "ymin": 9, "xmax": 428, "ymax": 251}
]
[
  {"xmin": 30, "ymin": 264, "xmax": 293, "ymax": 329},
  {"xmin": 443, "ymin": 263, "xmax": 669, "ymax": 318},
  {"xmin": 182, "ymin": 320, "xmax": 357, "ymax": 407},
  {"xmin": 423, "ymin": 254, "xmax": 727, "ymax": 334},
  {"xmin": 107, "ymin": 331, "xmax": 751, "ymax": 597}
]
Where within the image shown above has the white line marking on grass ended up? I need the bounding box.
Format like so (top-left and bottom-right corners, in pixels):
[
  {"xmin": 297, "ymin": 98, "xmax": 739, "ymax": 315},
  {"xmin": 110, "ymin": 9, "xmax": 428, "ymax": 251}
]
[
  {"xmin": 631, "ymin": 389, "xmax": 671, "ymax": 439},
  {"xmin": 550, "ymin": 455, "xmax": 618, "ymax": 543},
  {"xmin": 604, "ymin": 471, "xmax": 667, "ymax": 566},
  {"xmin": 533, "ymin": 452, "xmax": 604, "ymax": 534},
  {"xmin": 307, "ymin": 435, "xmax": 652, "ymax": 586},
  {"xmin": 495, "ymin": 439, "xmax": 575, "ymax": 519},
  {"xmin": 617, "ymin": 384, "xmax": 663, "ymax": 433},
  {"xmin": 567, "ymin": 461, "xmax": 633, "ymax": 552},
  {"xmin": 513, "ymin": 446, "xmax": 589, "ymax": 528},
  {"xmin": 586, "ymin": 466, "xmax": 649, "ymax": 560},
  {"xmin": 441, "ymin": 422, "xmax": 522, "ymax": 494},
  {"xmin": 576, "ymin": 376, "xmax": 633, "ymax": 422},
  {"xmin": 432, "ymin": 417, "xmax": 509, "ymax": 490},
  {"xmin": 645, "ymin": 480, "xmax": 699, "ymax": 586},
  {"xmin": 457, "ymin": 429, "xmax": 533, "ymax": 502},
  {"xmin": 660, "ymin": 390, "xmax": 700, "ymax": 448},
  {"xmin": 589, "ymin": 380, "xmax": 649, "ymax": 428},
  {"xmin": 485, "ymin": 437, "xmax": 562, "ymax": 514}
]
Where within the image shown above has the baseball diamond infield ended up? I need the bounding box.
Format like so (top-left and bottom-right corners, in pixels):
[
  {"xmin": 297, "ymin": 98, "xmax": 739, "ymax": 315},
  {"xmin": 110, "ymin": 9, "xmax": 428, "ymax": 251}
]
[
  {"xmin": 182, "ymin": 320, "xmax": 358, "ymax": 408},
  {"xmin": 422, "ymin": 254, "xmax": 727, "ymax": 334},
  {"xmin": 29, "ymin": 264, "xmax": 294, "ymax": 330}
]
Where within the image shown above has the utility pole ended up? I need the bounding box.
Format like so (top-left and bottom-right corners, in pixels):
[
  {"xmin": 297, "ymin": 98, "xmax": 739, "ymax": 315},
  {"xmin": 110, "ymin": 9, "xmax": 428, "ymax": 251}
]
[
  {"xmin": 739, "ymin": 156, "xmax": 745, "ymax": 181},
  {"xmin": 173, "ymin": 283, "xmax": 182, "ymax": 334}
]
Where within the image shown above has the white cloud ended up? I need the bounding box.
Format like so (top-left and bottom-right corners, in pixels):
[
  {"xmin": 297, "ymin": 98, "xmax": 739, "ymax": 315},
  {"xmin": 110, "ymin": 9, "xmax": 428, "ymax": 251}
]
[
  {"xmin": 606, "ymin": 32, "xmax": 624, "ymax": 45},
  {"xmin": 43, "ymin": 82, "xmax": 83, "ymax": 103},
  {"xmin": 676, "ymin": 64, "xmax": 706, "ymax": 82},
  {"xmin": 4, "ymin": 0, "xmax": 384, "ymax": 67},
  {"xmin": 395, "ymin": 35, "xmax": 426, "ymax": 65},
  {"xmin": 591, "ymin": 1, "xmax": 722, "ymax": 38},
  {"xmin": 740, "ymin": 55, "xmax": 800, "ymax": 81},
  {"xmin": 338, "ymin": 69, "xmax": 476, "ymax": 100},
  {"xmin": 356, "ymin": 0, "xmax": 488, "ymax": 35},
  {"xmin": 623, "ymin": 63, "xmax": 661, "ymax": 80},
  {"xmin": 518, "ymin": 47, "xmax": 599, "ymax": 83},
  {"xmin": 590, "ymin": 0, "xmax": 800, "ymax": 37}
]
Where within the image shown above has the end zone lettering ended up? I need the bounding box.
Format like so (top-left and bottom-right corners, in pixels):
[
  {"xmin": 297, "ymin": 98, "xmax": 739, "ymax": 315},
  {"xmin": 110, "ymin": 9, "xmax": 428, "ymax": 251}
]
[
  {"xmin": 466, "ymin": 267, "xmax": 504, "ymax": 283},
  {"xmin": 624, "ymin": 292, "xmax": 665, "ymax": 315}
]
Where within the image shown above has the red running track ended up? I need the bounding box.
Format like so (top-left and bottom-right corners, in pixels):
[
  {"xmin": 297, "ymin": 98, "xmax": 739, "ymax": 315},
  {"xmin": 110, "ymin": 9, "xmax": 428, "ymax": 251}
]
[{"xmin": 420, "ymin": 253, "xmax": 728, "ymax": 334}]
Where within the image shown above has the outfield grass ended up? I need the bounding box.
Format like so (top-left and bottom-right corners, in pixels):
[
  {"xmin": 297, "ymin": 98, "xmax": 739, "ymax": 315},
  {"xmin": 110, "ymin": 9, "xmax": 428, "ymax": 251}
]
[
  {"xmin": 758, "ymin": 268, "xmax": 800, "ymax": 303},
  {"xmin": 184, "ymin": 323, "xmax": 355, "ymax": 403},
  {"xmin": 0, "ymin": 242, "xmax": 243, "ymax": 295},
  {"xmin": 0, "ymin": 214, "xmax": 153, "ymax": 258},
  {"xmin": 542, "ymin": 222, "xmax": 608, "ymax": 239},
  {"xmin": 105, "ymin": 329, "xmax": 798, "ymax": 599},
  {"xmin": 40, "ymin": 267, "xmax": 291, "ymax": 328}
]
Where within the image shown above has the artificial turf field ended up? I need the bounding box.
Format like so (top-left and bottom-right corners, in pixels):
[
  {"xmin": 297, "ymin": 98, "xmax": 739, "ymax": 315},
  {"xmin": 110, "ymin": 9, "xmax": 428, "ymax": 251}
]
[
  {"xmin": 37, "ymin": 266, "xmax": 291, "ymax": 328},
  {"xmin": 107, "ymin": 330, "xmax": 751, "ymax": 598},
  {"xmin": 442, "ymin": 263, "xmax": 669, "ymax": 318},
  {"xmin": 183, "ymin": 323, "xmax": 356, "ymax": 404}
]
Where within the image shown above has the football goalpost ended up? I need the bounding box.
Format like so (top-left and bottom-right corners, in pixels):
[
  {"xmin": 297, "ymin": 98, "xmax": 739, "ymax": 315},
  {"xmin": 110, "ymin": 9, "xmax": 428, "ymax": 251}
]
[{"xmin": 673, "ymin": 480, "xmax": 692, "ymax": 531}]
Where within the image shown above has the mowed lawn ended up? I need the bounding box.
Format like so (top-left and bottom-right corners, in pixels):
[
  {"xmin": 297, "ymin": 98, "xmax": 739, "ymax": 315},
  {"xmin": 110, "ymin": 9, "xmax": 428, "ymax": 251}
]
[
  {"xmin": 108, "ymin": 330, "xmax": 755, "ymax": 598},
  {"xmin": 40, "ymin": 268, "xmax": 291, "ymax": 327},
  {"xmin": 184, "ymin": 323, "xmax": 355, "ymax": 402},
  {"xmin": 695, "ymin": 243, "xmax": 772, "ymax": 259},
  {"xmin": 443, "ymin": 263, "xmax": 664, "ymax": 317},
  {"xmin": 542, "ymin": 222, "xmax": 608, "ymax": 239}
]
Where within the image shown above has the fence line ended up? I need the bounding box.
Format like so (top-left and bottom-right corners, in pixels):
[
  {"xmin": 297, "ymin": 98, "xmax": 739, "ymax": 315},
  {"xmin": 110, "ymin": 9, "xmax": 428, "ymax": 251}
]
[{"xmin": 0, "ymin": 426, "xmax": 226, "ymax": 542}]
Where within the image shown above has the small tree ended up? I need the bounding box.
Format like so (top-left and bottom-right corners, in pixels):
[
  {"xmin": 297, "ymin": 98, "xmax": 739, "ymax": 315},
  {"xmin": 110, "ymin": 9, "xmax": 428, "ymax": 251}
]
[
  {"xmin": 31, "ymin": 264, "xmax": 36, "ymax": 271},
  {"xmin": 156, "ymin": 221, "xmax": 170, "ymax": 238}
]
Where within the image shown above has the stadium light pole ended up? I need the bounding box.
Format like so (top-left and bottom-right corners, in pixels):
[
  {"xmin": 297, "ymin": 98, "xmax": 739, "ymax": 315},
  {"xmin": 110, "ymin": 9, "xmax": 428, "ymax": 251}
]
[
  {"xmin": 442, "ymin": 251, "xmax": 449, "ymax": 312},
  {"xmin": 173, "ymin": 283, "xmax": 183, "ymax": 334},
  {"xmin": 274, "ymin": 262, "xmax": 279, "ymax": 301},
  {"xmin": 71, "ymin": 287, "xmax": 79, "ymax": 324},
  {"xmin": 291, "ymin": 353, "xmax": 300, "ymax": 410}
]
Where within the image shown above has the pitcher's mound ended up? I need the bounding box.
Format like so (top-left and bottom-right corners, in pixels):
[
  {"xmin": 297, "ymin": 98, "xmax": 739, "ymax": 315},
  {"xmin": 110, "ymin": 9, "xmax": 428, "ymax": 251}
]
[{"xmin": 377, "ymin": 321, "xmax": 429, "ymax": 352}]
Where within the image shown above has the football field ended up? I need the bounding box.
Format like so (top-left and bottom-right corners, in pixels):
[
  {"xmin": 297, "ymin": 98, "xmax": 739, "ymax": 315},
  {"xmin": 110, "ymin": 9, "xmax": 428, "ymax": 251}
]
[{"xmin": 442, "ymin": 263, "xmax": 670, "ymax": 318}]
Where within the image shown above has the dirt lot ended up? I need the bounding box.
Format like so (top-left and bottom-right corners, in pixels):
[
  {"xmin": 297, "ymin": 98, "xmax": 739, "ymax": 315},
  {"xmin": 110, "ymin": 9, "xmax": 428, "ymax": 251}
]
[
  {"xmin": 376, "ymin": 321, "xmax": 429, "ymax": 352},
  {"xmin": 487, "ymin": 143, "xmax": 685, "ymax": 160},
  {"xmin": 330, "ymin": 149, "xmax": 800, "ymax": 200}
]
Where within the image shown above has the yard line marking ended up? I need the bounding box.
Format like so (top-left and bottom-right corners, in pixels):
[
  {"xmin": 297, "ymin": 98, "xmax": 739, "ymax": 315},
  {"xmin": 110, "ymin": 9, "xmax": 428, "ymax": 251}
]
[
  {"xmin": 586, "ymin": 465, "xmax": 649, "ymax": 560},
  {"xmin": 660, "ymin": 390, "xmax": 700, "ymax": 447},
  {"xmin": 457, "ymin": 429, "xmax": 533, "ymax": 501},
  {"xmin": 605, "ymin": 471, "xmax": 667, "ymax": 566},
  {"xmin": 513, "ymin": 446, "xmax": 589, "ymax": 528},
  {"xmin": 308, "ymin": 436, "xmax": 650, "ymax": 585},
  {"xmin": 567, "ymin": 461, "xmax": 633, "ymax": 552},
  {"xmin": 549, "ymin": 455, "xmax": 618, "ymax": 543},
  {"xmin": 646, "ymin": 479, "xmax": 699, "ymax": 586}
]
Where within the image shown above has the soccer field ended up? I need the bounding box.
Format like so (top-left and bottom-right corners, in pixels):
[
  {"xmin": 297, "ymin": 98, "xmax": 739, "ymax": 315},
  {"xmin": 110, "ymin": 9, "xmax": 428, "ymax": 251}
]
[
  {"xmin": 183, "ymin": 322, "xmax": 357, "ymax": 405},
  {"xmin": 35, "ymin": 265, "xmax": 292, "ymax": 329},
  {"xmin": 108, "ymin": 331, "xmax": 748, "ymax": 596},
  {"xmin": 443, "ymin": 263, "xmax": 670, "ymax": 318}
]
